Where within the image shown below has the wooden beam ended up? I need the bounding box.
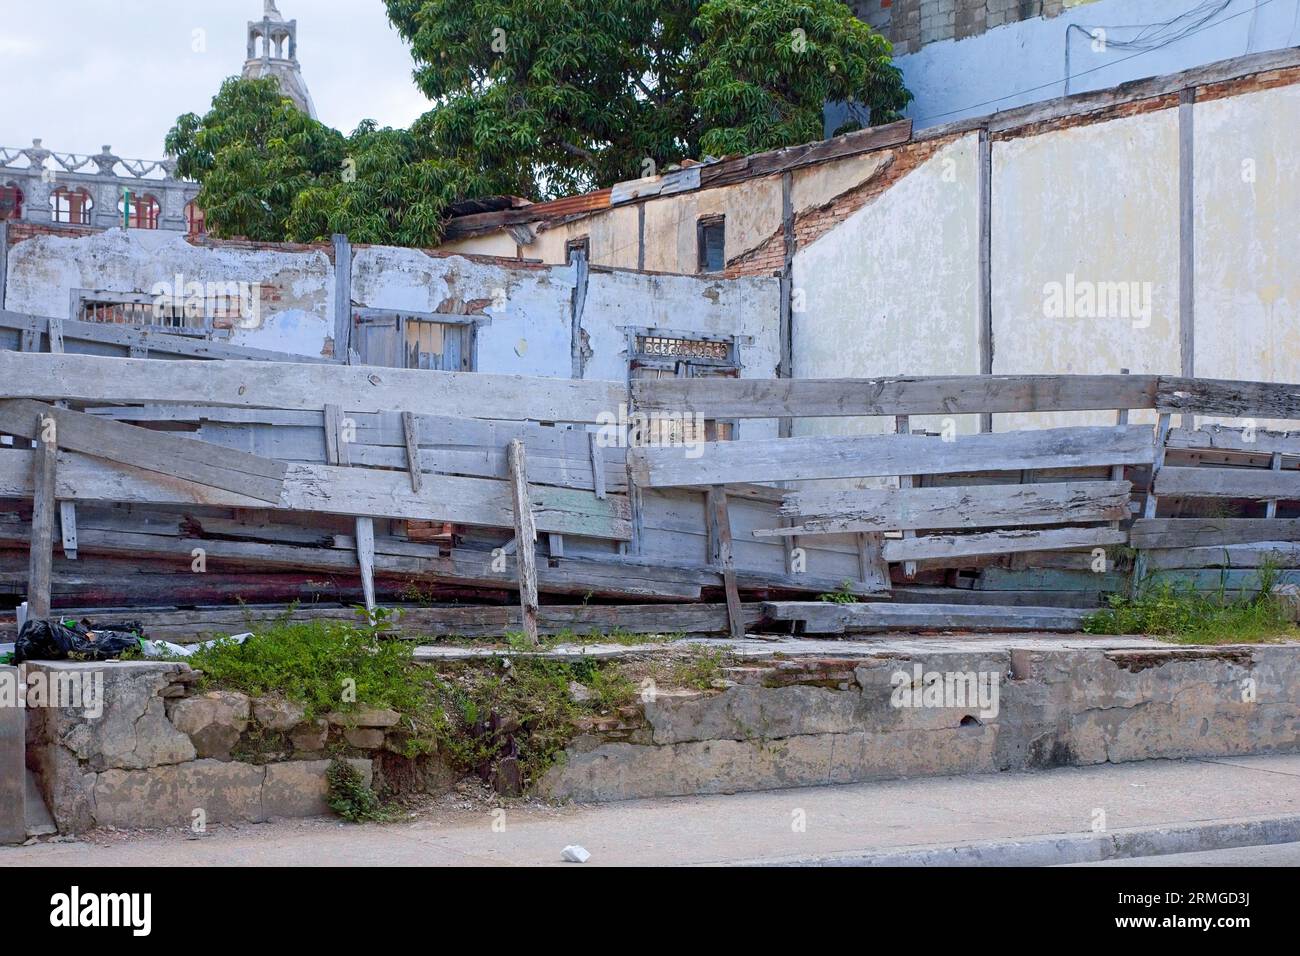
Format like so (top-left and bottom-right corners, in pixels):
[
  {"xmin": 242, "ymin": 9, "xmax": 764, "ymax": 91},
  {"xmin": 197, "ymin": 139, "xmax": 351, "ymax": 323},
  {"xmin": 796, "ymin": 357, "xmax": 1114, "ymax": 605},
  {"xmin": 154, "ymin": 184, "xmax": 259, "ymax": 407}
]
[
  {"xmin": 332, "ymin": 234, "xmax": 352, "ymax": 363},
  {"xmin": 1130, "ymin": 517, "xmax": 1300, "ymax": 550},
  {"xmin": 763, "ymin": 601, "xmax": 1089, "ymax": 634},
  {"xmin": 0, "ymin": 351, "xmax": 625, "ymax": 423},
  {"xmin": 27, "ymin": 415, "xmax": 57, "ymax": 619},
  {"xmin": 0, "ymin": 449, "xmax": 632, "ymax": 539},
  {"xmin": 631, "ymin": 374, "xmax": 1159, "ymax": 420},
  {"xmin": 977, "ymin": 127, "xmax": 993, "ymax": 434},
  {"xmin": 0, "ymin": 399, "xmax": 287, "ymax": 503},
  {"xmin": 401, "ymin": 411, "xmax": 423, "ymax": 493},
  {"xmin": 629, "ymin": 425, "xmax": 1155, "ymax": 488},
  {"xmin": 1154, "ymin": 465, "xmax": 1300, "ymax": 499},
  {"xmin": 507, "ymin": 440, "xmax": 540, "ymax": 646},
  {"xmin": 1157, "ymin": 376, "xmax": 1300, "ymax": 420},
  {"xmin": 711, "ymin": 485, "xmax": 745, "ymax": 640},
  {"xmin": 881, "ymin": 526, "xmax": 1127, "ymax": 563},
  {"xmin": 355, "ymin": 517, "xmax": 376, "ymax": 615},
  {"xmin": 1167, "ymin": 425, "xmax": 1300, "ymax": 455},
  {"xmin": 1178, "ymin": 88, "xmax": 1196, "ymax": 431},
  {"xmin": 760, "ymin": 480, "xmax": 1133, "ymax": 536}
]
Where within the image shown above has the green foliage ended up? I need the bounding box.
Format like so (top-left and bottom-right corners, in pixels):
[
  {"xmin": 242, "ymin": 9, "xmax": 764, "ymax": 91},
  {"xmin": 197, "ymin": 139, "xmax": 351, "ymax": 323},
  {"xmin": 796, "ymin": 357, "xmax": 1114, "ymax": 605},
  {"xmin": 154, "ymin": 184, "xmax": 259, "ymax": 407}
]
[
  {"xmin": 169, "ymin": 2, "xmax": 907, "ymax": 244},
  {"xmin": 183, "ymin": 614, "xmax": 437, "ymax": 724},
  {"xmin": 817, "ymin": 581, "xmax": 859, "ymax": 604},
  {"xmin": 672, "ymin": 646, "xmax": 726, "ymax": 689},
  {"xmin": 326, "ymin": 757, "xmax": 391, "ymax": 822},
  {"xmin": 1084, "ymin": 564, "xmax": 1297, "ymax": 645}
]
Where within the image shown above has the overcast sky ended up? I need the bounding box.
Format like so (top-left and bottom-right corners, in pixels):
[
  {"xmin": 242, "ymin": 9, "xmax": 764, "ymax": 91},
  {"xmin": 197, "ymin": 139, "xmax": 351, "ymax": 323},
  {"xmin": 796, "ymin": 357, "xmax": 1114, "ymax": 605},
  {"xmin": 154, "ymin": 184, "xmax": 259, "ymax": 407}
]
[{"xmin": 0, "ymin": 0, "xmax": 431, "ymax": 160}]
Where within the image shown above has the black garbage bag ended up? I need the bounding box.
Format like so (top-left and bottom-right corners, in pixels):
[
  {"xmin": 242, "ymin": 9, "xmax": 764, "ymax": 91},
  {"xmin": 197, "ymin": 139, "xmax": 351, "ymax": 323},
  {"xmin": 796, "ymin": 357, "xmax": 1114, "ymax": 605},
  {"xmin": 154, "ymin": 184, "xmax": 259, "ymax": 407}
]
[{"xmin": 14, "ymin": 618, "xmax": 144, "ymax": 663}]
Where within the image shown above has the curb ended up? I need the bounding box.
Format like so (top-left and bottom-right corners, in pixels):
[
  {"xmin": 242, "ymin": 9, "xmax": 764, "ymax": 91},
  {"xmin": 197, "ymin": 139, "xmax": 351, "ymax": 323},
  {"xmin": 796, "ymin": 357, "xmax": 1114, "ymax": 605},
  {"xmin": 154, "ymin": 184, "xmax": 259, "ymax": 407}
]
[{"xmin": 747, "ymin": 814, "xmax": 1300, "ymax": 867}]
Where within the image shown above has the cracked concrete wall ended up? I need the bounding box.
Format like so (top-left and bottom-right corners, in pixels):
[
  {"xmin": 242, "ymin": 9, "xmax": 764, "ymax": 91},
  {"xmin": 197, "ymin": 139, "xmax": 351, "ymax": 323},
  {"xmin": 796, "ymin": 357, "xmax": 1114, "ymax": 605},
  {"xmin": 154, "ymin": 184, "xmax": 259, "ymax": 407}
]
[{"xmin": 541, "ymin": 646, "xmax": 1300, "ymax": 801}]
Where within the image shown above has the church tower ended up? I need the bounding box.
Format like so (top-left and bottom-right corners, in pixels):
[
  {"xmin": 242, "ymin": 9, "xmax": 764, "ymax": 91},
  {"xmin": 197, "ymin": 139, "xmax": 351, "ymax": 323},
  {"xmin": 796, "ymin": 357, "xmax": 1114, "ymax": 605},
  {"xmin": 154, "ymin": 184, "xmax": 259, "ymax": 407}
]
[{"xmin": 242, "ymin": 1, "xmax": 317, "ymax": 119}]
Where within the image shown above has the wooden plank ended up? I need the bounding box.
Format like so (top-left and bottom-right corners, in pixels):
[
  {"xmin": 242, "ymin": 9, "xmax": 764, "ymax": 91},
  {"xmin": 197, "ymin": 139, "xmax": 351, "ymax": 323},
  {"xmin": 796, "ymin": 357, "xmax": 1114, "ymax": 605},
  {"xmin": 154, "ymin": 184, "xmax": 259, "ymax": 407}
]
[
  {"xmin": 569, "ymin": 249, "xmax": 588, "ymax": 379},
  {"xmin": 1144, "ymin": 543, "xmax": 1300, "ymax": 571},
  {"xmin": 629, "ymin": 425, "xmax": 1155, "ymax": 488},
  {"xmin": 1167, "ymin": 425, "xmax": 1300, "ymax": 455},
  {"xmin": 0, "ymin": 351, "xmax": 625, "ymax": 423},
  {"xmin": 977, "ymin": 128, "xmax": 992, "ymax": 434},
  {"xmin": 589, "ymin": 432, "xmax": 606, "ymax": 499},
  {"xmin": 1266, "ymin": 451, "xmax": 1283, "ymax": 519},
  {"xmin": 0, "ymin": 450, "xmax": 632, "ymax": 539},
  {"xmin": 855, "ymin": 532, "xmax": 890, "ymax": 591},
  {"xmin": 1154, "ymin": 465, "xmax": 1300, "ymax": 500},
  {"xmin": 763, "ymin": 601, "xmax": 1089, "ymax": 634},
  {"xmin": 355, "ymin": 516, "xmax": 376, "ymax": 614},
  {"xmin": 881, "ymin": 526, "xmax": 1127, "ymax": 563},
  {"xmin": 761, "ymin": 480, "xmax": 1133, "ymax": 536},
  {"xmin": 507, "ymin": 440, "xmax": 540, "ymax": 646},
  {"xmin": 1130, "ymin": 517, "xmax": 1300, "ymax": 550},
  {"xmin": 1157, "ymin": 376, "xmax": 1300, "ymax": 420},
  {"xmin": 896, "ymin": 414, "xmax": 917, "ymax": 578},
  {"xmin": 401, "ymin": 411, "xmax": 423, "ymax": 493},
  {"xmin": 46, "ymin": 316, "xmax": 65, "ymax": 354},
  {"xmin": 27, "ymin": 415, "xmax": 57, "ymax": 618},
  {"xmin": 631, "ymin": 374, "xmax": 1159, "ymax": 419},
  {"xmin": 0, "ymin": 399, "xmax": 286, "ymax": 503},
  {"xmin": 711, "ymin": 486, "xmax": 745, "ymax": 640},
  {"xmin": 332, "ymin": 234, "xmax": 352, "ymax": 363},
  {"xmin": 59, "ymin": 501, "xmax": 78, "ymax": 560}
]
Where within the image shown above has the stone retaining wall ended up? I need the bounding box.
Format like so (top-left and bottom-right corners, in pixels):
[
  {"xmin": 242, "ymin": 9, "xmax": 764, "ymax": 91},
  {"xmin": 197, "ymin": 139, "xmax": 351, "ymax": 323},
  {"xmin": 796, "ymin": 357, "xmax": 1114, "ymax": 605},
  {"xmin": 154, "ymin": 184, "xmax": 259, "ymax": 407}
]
[
  {"xmin": 23, "ymin": 661, "xmax": 402, "ymax": 832},
  {"xmin": 540, "ymin": 646, "xmax": 1300, "ymax": 801}
]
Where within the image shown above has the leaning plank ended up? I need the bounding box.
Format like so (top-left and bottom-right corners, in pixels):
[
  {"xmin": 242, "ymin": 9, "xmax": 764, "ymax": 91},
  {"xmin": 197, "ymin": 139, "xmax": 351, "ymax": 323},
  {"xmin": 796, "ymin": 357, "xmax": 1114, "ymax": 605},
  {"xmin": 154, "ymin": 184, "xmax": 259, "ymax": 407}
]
[
  {"xmin": 0, "ymin": 351, "xmax": 623, "ymax": 422},
  {"xmin": 1129, "ymin": 518, "xmax": 1300, "ymax": 550},
  {"xmin": 0, "ymin": 450, "xmax": 632, "ymax": 539},
  {"xmin": 632, "ymin": 374, "xmax": 1158, "ymax": 419},
  {"xmin": 629, "ymin": 425, "xmax": 1155, "ymax": 488},
  {"xmin": 507, "ymin": 440, "xmax": 541, "ymax": 646},
  {"xmin": 760, "ymin": 480, "xmax": 1132, "ymax": 535},
  {"xmin": 762, "ymin": 601, "xmax": 1090, "ymax": 634},
  {"xmin": 1157, "ymin": 376, "xmax": 1300, "ymax": 419},
  {"xmin": 881, "ymin": 526, "xmax": 1126, "ymax": 562},
  {"xmin": 1154, "ymin": 465, "xmax": 1300, "ymax": 499},
  {"xmin": 0, "ymin": 399, "xmax": 286, "ymax": 503}
]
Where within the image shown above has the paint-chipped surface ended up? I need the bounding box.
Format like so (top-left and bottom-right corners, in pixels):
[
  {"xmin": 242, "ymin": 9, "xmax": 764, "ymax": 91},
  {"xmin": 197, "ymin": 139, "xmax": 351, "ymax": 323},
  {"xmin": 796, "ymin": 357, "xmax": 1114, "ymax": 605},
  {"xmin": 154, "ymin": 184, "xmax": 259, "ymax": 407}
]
[
  {"xmin": 791, "ymin": 134, "xmax": 982, "ymax": 444},
  {"xmin": 991, "ymin": 108, "xmax": 1180, "ymax": 432}
]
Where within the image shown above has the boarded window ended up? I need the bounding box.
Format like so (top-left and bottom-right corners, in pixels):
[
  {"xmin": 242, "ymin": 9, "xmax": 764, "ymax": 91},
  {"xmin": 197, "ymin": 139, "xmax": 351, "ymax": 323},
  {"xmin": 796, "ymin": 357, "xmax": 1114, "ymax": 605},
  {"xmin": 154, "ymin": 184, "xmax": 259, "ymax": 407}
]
[
  {"xmin": 354, "ymin": 311, "xmax": 476, "ymax": 371},
  {"xmin": 629, "ymin": 329, "xmax": 739, "ymax": 441},
  {"xmin": 74, "ymin": 291, "xmax": 208, "ymax": 334},
  {"xmin": 697, "ymin": 215, "xmax": 725, "ymax": 273},
  {"xmin": 565, "ymin": 236, "xmax": 590, "ymax": 264}
]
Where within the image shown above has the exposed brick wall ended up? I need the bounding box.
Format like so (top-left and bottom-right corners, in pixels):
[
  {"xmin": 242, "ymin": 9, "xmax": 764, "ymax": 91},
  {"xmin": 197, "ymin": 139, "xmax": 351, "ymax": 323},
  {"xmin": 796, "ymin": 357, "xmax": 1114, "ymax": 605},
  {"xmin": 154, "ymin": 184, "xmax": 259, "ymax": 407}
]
[
  {"xmin": 723, "ymin": 135, "xmax": 954, "ymax": 277},
  {"xmin": 3, "ymin": 220, "xmax": 101, "ymax": 249},
  {"xmin": 850, "ymin": 0, "xmax": 1069, "ymax": 55}
]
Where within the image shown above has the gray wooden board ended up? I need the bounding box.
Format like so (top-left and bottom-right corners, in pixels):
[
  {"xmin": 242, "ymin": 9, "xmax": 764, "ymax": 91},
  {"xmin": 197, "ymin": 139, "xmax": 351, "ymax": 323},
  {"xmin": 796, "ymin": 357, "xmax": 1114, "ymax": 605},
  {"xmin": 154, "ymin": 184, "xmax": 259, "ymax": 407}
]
[
  {"xmin": 0, "ymin": 399, "xmax": 287, "ymax": 503},
  {"xmin": 630, "ymin": 425, "xmax": 1156, "ymax": 488},
  {"xmin": 880, "ymin": 526, "xmax": 1127, "ymax": 562},
  {"xmin": 762, "ymin": 601, "xmax": 1090, "ymax": 634},
  {"xmin": 1143, "ymin": 543, "xmax": 1300, "ymax": 570},
  {"xmin": 0, "ymin": 449, "xmax": 631, "ymax": 539},
  {"xmin": 1167, "ymin": 425, "xmax": 1300, "ymax": 456},
  {"xmin": 1154, "ymin": 465, "xmax": 1300, "ymax": 499},
  {"xmin": 1129, "ymin": 518, "xmax": 1300, "ymax": 549},
  {"xmin": 763, "ymin": 480, "xmax": 1132, "ymax": 535},
  {"xmin": 1157, "ymin": 376, "xmax": 1300, "ymax": 419},
  {"xmin": 0, "ymin": 351, "xmax": 624, "ymax": 422},
  {"xmin": 631, "ymin": 374, "xmax": 1158, "ymax": 419}
]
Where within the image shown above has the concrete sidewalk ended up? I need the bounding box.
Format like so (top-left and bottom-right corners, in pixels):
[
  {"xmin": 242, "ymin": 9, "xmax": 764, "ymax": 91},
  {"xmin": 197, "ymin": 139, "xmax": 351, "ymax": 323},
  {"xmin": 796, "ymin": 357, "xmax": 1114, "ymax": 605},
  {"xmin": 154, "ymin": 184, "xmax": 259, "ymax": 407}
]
[{"xmin": 2, "ymin": 755, "xmax": 1297, "ymax": 866}]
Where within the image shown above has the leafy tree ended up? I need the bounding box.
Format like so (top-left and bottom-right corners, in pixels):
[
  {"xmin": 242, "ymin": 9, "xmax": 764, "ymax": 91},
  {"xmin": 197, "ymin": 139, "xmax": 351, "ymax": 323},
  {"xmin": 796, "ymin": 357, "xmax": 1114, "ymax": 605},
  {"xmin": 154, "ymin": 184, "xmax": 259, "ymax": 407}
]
[
  {"xmin": 385, "ymin": 0, "xmax": 910, "ymax": 197},
  {"xmin": 166, "ymin": 77, "xmax": 346, "ymax": 241},
  {"xmin": 168, "ymin": 1, "xmax": 908, "ymax": 243}
]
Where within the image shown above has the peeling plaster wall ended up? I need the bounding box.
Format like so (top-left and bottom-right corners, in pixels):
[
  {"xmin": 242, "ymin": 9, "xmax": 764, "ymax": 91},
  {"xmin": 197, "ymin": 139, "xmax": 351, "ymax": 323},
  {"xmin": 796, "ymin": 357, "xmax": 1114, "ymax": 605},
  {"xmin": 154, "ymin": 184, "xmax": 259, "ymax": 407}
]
[
  {"xmin": 791, "ymin": 133, "xmax": 982, "ymax": 447},
  {"xmin": 350, "ymin": 246, "xmax": 575, "ymax": 379},
  {"xmin": 1193, "ymin": 82, "xmax": 1300, "ymax": 428},
  {"xmin": 991, "ymin": 108, "xmax": 1180, "ymax": 431},
  {"xmin": 4, "ymin": 229, "xmax": 334, "ymax": 358}
]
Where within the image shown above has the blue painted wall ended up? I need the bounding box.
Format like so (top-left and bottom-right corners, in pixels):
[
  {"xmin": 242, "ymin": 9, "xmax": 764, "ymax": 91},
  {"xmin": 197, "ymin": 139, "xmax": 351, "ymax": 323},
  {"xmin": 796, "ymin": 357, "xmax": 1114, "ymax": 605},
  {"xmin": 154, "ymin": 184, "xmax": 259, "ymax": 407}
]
[{"xmin": 831, "ymin": 0, "xmax": 1300, "ymax": 132}]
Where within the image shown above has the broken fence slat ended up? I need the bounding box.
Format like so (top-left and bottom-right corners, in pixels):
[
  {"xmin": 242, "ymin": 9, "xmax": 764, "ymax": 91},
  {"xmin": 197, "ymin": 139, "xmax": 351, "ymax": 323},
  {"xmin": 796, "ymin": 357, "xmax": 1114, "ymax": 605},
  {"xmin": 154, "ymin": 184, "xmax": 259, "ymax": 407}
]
[
  {"xmin": 880, "ymin": 526, "xmax": 1127, "ymax": 563},
  {"xmin": 1154, "ymin": 465, "xmax": 1300, "ymax": 500},
  {"xmin": 508, "ymin": 440, "xmax": 541, "ymax": 646},
  {"xmin": 762, "ymin": 601, "xmax": 1091, "ymax": 634}
]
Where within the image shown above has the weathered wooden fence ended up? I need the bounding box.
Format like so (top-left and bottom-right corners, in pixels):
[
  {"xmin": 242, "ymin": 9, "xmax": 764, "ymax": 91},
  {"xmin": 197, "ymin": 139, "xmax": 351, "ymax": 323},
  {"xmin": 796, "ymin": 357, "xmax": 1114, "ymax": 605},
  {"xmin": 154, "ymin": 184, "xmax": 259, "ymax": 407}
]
[{"xmin": 3, "ymin": 349, "xmax": 1299, "ymax": 641}]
